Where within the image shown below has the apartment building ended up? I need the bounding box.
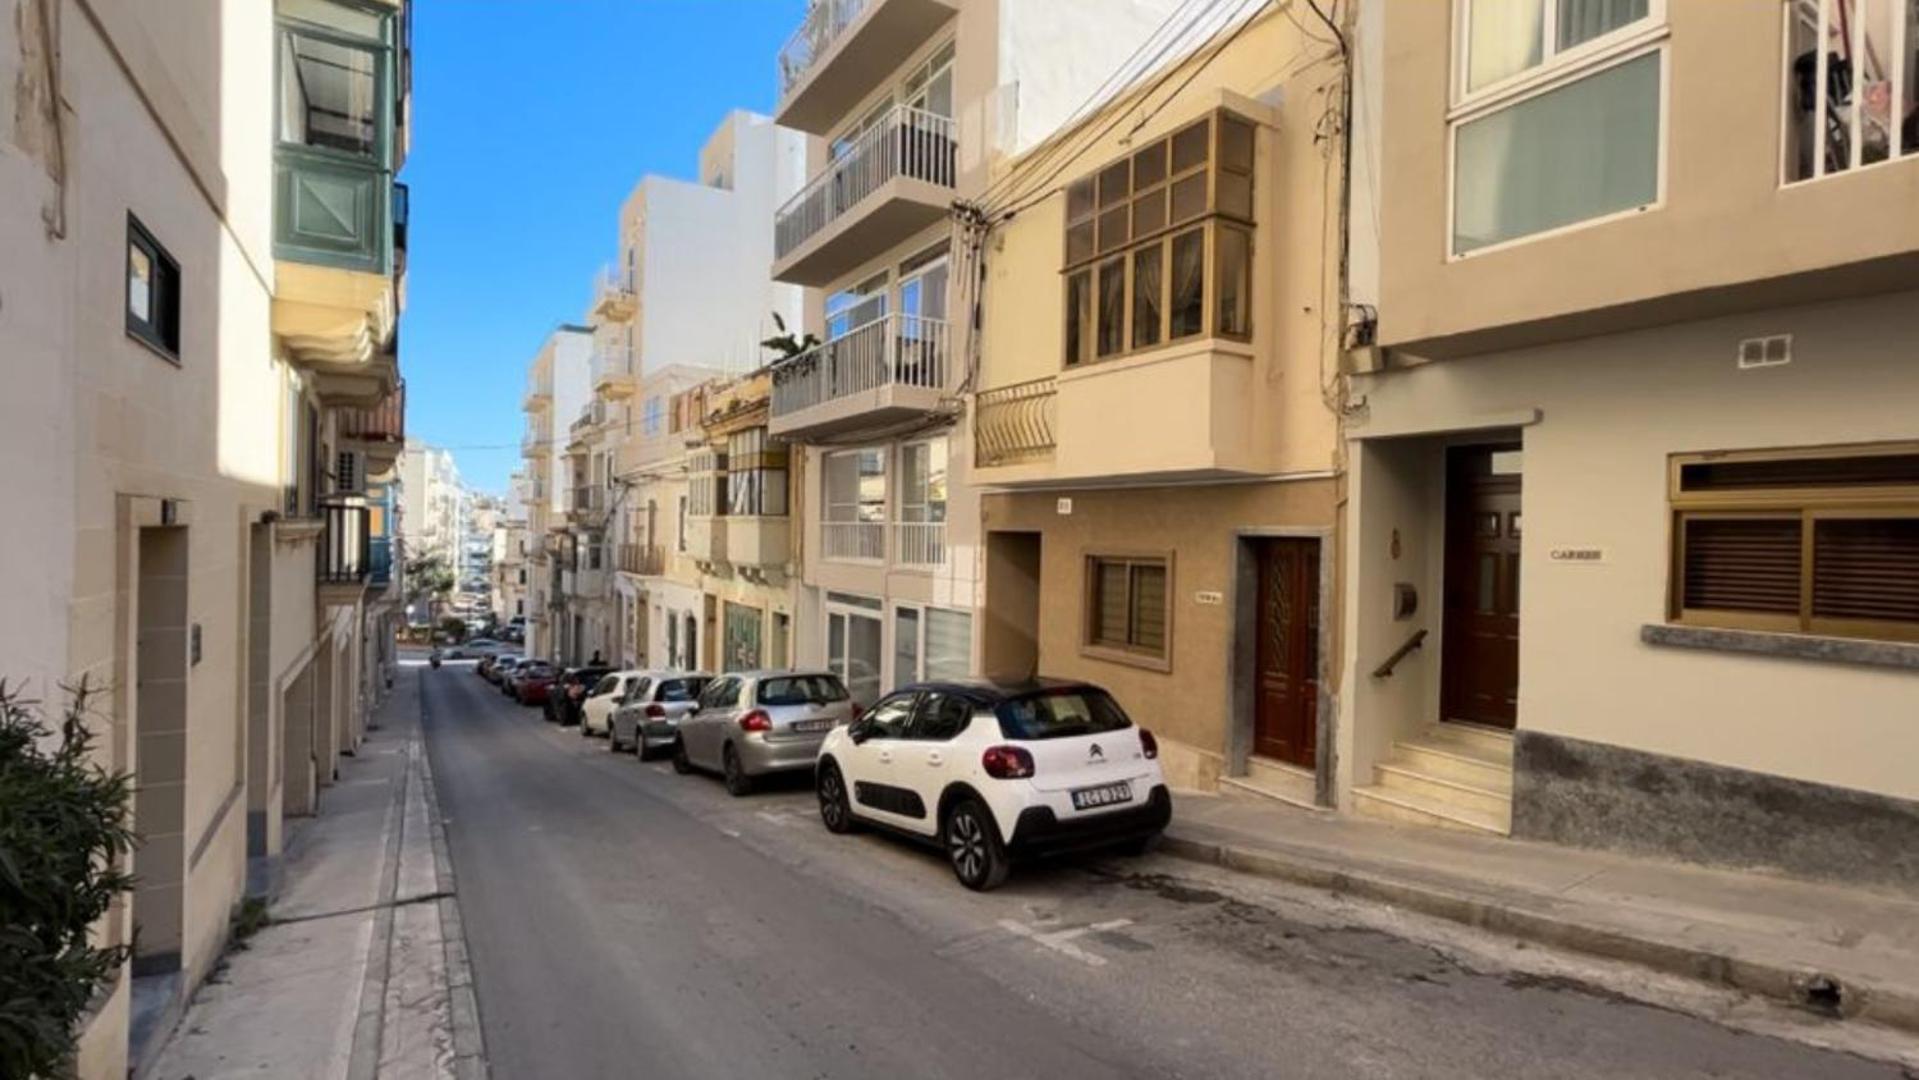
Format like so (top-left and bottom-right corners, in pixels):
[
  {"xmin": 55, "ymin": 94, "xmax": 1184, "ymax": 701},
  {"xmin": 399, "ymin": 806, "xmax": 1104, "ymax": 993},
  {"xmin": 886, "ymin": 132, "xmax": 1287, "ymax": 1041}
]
[
  {"xmin": 967, "ymin": 6, "xmax": 1349, "ymax": 800},
  {"xmin": 1339, "ymin": 0, "xmax": 1919, "ymax": 887},
  {"xmin": 0, "ymin": 0, "xmax": 410, "ymax": 1072},
  {"xmin": 520, "ymin": 325, "xmax": 593, "ymax": 660},
  {"xmin": 493, "ymin": 479, "xmax": 530, "ymax": 625},
  {"xmin": 768, "ymin": 0, "xmax": 1189, "ymax": 707},
  {"xmin": 398, "ymin": 438, "xmax": 463, "ymax": 571}
]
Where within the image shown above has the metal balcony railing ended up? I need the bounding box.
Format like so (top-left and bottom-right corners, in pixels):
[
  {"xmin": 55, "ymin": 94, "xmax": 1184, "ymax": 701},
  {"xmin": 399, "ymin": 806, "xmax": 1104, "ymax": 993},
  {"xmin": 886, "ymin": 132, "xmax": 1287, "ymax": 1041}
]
[
  {"xmin": 770, "ymin": 313, "xmax": 950, "ymax": 419},
  {"xmin": 823, "ymin": 521, "xmax": 885, "ymax": 562},
  {"xmin": 774, "ymin": 104, "xmax": 956, "ymax": 259},
  {"xmin": 974, "ymin": 377, "xmax": 1057, "ymax": 466},
  {"xmin": 618, "ymin": 543, "xmax": 667, "ymax": 576},
  {"xmin": 895, "ymin": 521, "xmax": 946, "ymax": 567},
  {"xmin": 525, "ymin": 365, "xmax": 552, "ymax": 403},
  {"xmin": 777, "ymin": 0, "xmax": 869, "ymax": 95},
  {"xmin": 318, "ymin": 497, "xmax": 371, "ymax": 585},
  {"xmin": 570, "ymin": 486, "xmax": 604, "ymax": 514},
  {"xmin": 339, "ymin": 379, "xmax": 406, "ymax": 442}
]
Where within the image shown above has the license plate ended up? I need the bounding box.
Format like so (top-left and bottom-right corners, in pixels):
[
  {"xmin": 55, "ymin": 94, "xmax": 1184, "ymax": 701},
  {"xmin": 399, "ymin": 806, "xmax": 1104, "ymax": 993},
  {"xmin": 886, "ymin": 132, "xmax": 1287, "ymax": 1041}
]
[
  {"xmin": 791, "ymin": 719, "xmax": 835, "ymax": 734},
  {"xmin": 1071, "ymin": 781, "xmax": 1133, "ymax": 811}
]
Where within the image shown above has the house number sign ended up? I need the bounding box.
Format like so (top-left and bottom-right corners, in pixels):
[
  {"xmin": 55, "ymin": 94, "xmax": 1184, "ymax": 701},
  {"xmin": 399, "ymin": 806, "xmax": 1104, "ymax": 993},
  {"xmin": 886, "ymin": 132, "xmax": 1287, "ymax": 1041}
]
[
  {"xmin": 1549, "ymin": 547, "xmax": 1607, "ymax": 564},
  {"xmin": 1194, "ymin": 590, "xmax": 1224, "ymax": 605}
]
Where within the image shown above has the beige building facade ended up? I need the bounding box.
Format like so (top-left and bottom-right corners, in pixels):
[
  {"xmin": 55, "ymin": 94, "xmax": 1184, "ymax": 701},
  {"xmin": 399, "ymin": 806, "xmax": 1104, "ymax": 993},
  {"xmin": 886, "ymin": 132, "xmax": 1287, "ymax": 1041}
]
[
  {"xmin": 1341, "ymin": 0, "xmax": 1919, "ymax": 887},
  {"xmin": 0, "ymin": 0, "xmax": 410, "ymax": 1073},
  {"xmin": 967, "ymin": 7, "xmax": 1350, "ymax": 800}
]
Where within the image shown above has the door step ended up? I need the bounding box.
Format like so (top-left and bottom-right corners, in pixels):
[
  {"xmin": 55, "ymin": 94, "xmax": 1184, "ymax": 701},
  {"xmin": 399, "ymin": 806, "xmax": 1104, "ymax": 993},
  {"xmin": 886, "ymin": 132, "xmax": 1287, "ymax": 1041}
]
[
  {"xmin": 1425, "ymin": 722, "xmax": 1515, "ymax": 758},
  {"xmin": 1220, "ymin": 755, "xmax": 1323, "ymax": 811},
  {"xmin": 1353, "ymin": 783, "xmax": 1511, "ymax": 835}
]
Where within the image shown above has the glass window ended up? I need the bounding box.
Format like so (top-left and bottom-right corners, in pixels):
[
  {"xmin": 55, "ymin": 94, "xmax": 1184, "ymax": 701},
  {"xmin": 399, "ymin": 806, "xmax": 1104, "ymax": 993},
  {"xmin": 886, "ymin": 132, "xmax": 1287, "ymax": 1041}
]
[
  {"xmin": 859, "ymin": 692, "xmax": 917, "ymax": 739},
  {"xmin": 126, "ymin": 217, "xmax": 181, "ymax": 360},
  {"xmin": 894, "ymin": 606, "xmax": 921, "ymax": 686},
  {"xmin": 1096, "ymin": 257, "xmax": 1126, "ymax": 357},
  {"xmin": 279, "ymin": 27, "xmax": 380, "ymax": 158},
  {"xmin": 925, "ymin": 608, "xmax": 971, "ymax": 681},
  {"xmin": 726, "ymin": 427, "xmax": 788, "ymax": 517},
  {"xmin": 657, "ymin": 677, "xmax": 706, "ymax": 703},
  {"xmin": 909, "ymin": 693, "xmax": 974, "ymax": 741},
  {"xmin": 1467, "ymin": 0, "xmax": 1546, "ymax": 90},
  {"xmin": 995, "ymin": 688, "xmax": 1133, "ymax": 741},
  {"xmin": 1215, "ymin": 226, "xmax": 1251, "ymax": 338},
  {"xmin": 590, "ymin": 675, "xmax": 620, "ymax": 697},
  {"xmin": 759, "ymin": 674, "xmax": 849, "ymax": 706},
  {"xmin": 1131, "ymin": 245, "xmax": 1163, "ymax": 349},
  {"xmin": 1453, "ymin": 51, "xmax": 1660, "ymax": 254},
  {"xmin": 1787, "ymin": 0, "xmax": 1919, "ymax": 181},
  {"xmin": 899, "ymin": 441, "xmax": 947, "ymax": 524},
  {"xmin": 1064, "ymin": 270, "xmax": 1092, "ymax": 366},
  {"xmin": 700, "ymin": 676, "xmax": 740, "ymax": 709},
  {"xmin": 1169, "ymin": 229, "xmax": 1205, "ymax": 339}
]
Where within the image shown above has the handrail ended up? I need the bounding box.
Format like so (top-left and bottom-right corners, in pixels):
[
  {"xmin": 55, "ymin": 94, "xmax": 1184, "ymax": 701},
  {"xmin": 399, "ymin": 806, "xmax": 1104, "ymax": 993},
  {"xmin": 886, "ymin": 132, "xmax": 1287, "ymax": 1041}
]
[{"xmin": 1371, "ymin": 629, "xmax": 1428, "ymax": 679}]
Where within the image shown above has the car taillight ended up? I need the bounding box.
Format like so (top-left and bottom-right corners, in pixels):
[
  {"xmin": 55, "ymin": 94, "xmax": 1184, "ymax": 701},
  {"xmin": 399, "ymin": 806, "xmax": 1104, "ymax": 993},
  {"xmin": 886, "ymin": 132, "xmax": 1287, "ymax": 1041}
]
[
  {"xmin": 738, "ymin": 710, "xmax": 773, "ymax": 733},
  {"xmin": 1139, "ymin": 729, "xmax": 1159, "ymax": 760},
  {"xmin": 644, "ymin": 703, "xmax": 666, "ymax": 719},
  {"xmin": 981, "ymin": 745, "xmax": 1036, "ymax": 780}
]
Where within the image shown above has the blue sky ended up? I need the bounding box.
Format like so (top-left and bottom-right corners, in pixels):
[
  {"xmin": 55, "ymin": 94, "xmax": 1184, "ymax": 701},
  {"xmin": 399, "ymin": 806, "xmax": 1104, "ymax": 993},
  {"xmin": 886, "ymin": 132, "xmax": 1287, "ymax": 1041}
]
[{"xmin": 402, "ymin": 0, "xmax": 806, "ymax": 495}]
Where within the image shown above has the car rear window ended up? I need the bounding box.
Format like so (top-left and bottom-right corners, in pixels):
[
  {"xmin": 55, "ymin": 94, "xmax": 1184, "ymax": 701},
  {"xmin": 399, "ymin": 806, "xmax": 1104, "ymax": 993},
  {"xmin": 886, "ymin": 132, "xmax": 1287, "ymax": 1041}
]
[
  {"xmin": 756, "ymin": 675, "xmax": 848, "ymax": 707},
  {"xmin": 657, "ymin": 677, "xmax": 705, "ymax": 703},
  {"xmin": 995, "ymin": 688, "xmax": 1132, "ymax": 741}
]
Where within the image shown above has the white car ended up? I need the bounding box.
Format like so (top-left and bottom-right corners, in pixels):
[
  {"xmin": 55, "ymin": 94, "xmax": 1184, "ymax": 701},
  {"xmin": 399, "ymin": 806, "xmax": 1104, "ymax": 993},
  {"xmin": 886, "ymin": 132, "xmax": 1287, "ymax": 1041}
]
[
  {"xmin": 814, "ymin": 679, "xmax": 1170, "ymax": 891},
  {"xmin": 578, "ymin": 670, "xmax": 650, "ymax": 738}
]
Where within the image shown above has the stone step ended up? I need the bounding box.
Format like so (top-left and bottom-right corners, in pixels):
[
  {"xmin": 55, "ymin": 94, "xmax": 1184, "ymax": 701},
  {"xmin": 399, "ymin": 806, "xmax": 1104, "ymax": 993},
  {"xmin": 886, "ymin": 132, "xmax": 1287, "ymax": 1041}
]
[
  {"xmin": 1420, "ymin": 722, "xmax": 1516, "ymax": 762},
  {"xmin": 1374, "ymin": 762, "xmax": 1511, "ymax": 818},
  {"xmin": 1389, "ymin": 740, "xmax": 1514, "ymax": 791},
  {"xmin": 1353, "ymin": 783, "xmax": 1511, "ymax": 836}
]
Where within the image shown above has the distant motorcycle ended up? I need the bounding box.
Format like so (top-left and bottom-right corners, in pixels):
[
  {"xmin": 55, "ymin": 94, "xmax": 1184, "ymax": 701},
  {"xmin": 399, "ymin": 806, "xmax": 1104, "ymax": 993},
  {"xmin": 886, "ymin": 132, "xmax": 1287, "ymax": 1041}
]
[{"xmin": 429, "ymin": 648, "xmax": 443, "ymax": 670}]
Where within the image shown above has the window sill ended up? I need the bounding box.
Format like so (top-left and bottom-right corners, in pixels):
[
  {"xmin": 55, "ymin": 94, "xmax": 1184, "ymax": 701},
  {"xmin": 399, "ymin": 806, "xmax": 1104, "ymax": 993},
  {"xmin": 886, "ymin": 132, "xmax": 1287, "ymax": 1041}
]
[
  {"xmin": 1640, "ymin": 624, "xmax": 1919, "ymax": 673},
  {"xmin": 1079, "ymin": 643, "xmax": 1173, "ymax": 675}
]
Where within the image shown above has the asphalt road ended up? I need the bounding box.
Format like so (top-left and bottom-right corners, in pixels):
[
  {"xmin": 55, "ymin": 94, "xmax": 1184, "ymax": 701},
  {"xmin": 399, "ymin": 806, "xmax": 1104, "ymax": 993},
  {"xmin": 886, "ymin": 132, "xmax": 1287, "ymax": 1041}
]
[{"xmin": 420, "ymin": 663, "xmax": 1908, "ymax": 1080}]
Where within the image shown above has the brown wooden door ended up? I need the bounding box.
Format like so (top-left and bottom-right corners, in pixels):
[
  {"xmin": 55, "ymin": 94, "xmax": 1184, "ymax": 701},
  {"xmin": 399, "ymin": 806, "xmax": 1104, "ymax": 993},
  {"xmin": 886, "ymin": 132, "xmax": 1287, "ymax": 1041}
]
[
  {"xmin": 1252, "ymin": 538, "xmax": 1320, "ymax": 768},
  {"xmin": 1441, "ymin": 446, "xmax": 1521, "ymax": 729}
]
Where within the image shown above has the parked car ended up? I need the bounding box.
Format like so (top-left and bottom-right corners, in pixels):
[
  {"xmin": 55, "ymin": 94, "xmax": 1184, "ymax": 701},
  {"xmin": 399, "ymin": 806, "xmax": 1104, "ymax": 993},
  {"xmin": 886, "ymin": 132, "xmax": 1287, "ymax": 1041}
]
[
  {"xmin": 608, "ymin": 672, "xmax": 713, "ymax": 756},
  {"xmin": 674, "ymin": 671, "xmax": 856, "ymax": 795},
  {"xmin": 511, "ymin": 661, "xmax": 559, "ymax": 706},
  {"xmin": 547, "ymin": 666, "xmax": 614, "ymax": 725},
  {"xmin": 577, "ymin": 671, "xmax": 649, "ymax": 738},
  {"xmin": 446, "ymin": 637, "xmax": 508, "ymax": 660},
  {"xmin": 493, "ymin": 656, "xmax": 527, "ymax": 692},
  {"xmin": 814, "ymin": 679, "xmax": 1170, "ymax": 892}
]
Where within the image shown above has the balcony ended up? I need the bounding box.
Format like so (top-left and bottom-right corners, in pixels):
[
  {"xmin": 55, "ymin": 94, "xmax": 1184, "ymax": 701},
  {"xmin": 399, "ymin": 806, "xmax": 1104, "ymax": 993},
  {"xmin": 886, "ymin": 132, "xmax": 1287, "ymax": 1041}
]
[
  {"xmin": 686, "ymin": 515, "xmax": 729, "ymax": 567},
  {"xmin": 974, "ymin": 377, "xmax": 1056, "ymax": 467},
  {"xmin": 337, "ymin": 379, "xmax": 406, "ymax": 475},
  {"xmin": 617, "ymin": 543, "xmax": 667, "ymax": 577},
  {"xmin": 591, "ymin": 264, "xmax": 638, "ymax": 323},
  {"xmin": 774, "ymin": 0, "xmax": 957, "ymax": 134},
  {"xmin": 522, "ymin": 425, "xmax": 548, "ymax": 459},
  {"xmin": 894, "ymin": 521, "xmax": 946, "ymax": 568},
  {"xmin": 822, "ymin": 520, "xmax": 885, "ymax": 563},
  {"xmin": 568, "ymin": 485, "xmax": 606, "ymax": 526},
  {"xmin": 726, "ymin": 515, "xmax": 791, "ymax": 570},
  {"xmin": 772, "ymin": 105, "xmax": 956, "ymax": 286},
  {"xmin": 368, "ymin": 535, "xmax": 395, "ymax": 588},
  {"xmin": 770, "ymin": 313, "xmax": 951, "ymax": 440},
  {"xmin": 591, "ymin": 343, "xmax": 636, "ymax": 401},
  {"xmin": 524, "ymin": 365, "xmax": 552, "ymax": 412},
  {"xmin": 317, "ymin": 497, "xmax": 370, "ymax": 600}
]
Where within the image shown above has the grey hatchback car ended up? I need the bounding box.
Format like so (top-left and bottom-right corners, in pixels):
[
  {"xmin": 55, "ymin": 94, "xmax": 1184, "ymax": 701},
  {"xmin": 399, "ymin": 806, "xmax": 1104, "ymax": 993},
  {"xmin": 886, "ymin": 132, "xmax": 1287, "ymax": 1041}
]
[
  {"xmin": 674, "ymin": 671, "xmax": 855, "ymax": 795},
  {"xmin": 607, "ymin": 671, "xmax": 713, "ymax": 757}
]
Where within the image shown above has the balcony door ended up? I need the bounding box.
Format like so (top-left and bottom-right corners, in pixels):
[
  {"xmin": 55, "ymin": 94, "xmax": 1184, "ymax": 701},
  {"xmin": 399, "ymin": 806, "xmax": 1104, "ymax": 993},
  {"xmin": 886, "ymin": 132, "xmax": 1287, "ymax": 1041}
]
[
  {"xmin": 902, "ymin": 41, "xmax": 955, "ymax": 119},
  {"xmin": 896, "ymin": 249, "xmax": 948, "ymax": 389}
]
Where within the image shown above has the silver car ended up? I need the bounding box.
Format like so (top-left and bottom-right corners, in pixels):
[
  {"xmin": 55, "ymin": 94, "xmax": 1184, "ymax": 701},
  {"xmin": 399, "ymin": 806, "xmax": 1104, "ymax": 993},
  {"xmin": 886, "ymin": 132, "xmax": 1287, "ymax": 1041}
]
[
  {"xmin": 607, "ymin": 671, "xmax": 713, "ymax": 757},
  {"xmin": 673, "ymin": 671, "xmax": 855, "ymax": 795}
]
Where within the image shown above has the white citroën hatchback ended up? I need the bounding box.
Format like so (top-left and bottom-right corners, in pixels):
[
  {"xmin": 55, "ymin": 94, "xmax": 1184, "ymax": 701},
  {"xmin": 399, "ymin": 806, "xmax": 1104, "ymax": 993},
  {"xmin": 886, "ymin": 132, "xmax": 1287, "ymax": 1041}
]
[{"xmin": 815, "ymin": 679, "xmax": 1170, "ymax": 891}]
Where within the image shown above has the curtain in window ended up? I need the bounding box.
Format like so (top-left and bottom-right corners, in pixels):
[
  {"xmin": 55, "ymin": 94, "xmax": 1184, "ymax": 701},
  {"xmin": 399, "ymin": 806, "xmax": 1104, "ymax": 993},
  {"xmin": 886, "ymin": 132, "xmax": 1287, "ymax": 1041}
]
[
  {"xmin": 1467, "ymin": 0, "xmax": 1545, "ymax": 90},
  {"xmin": 1132, "ymin": 247, "xmax": 1162, "ymax": 349},
  {"xmin": 1169, "ymin": 230, "xmax": 1205, "ymax": 338},
  {"xmin": 1556, "ymin": 0, "xmax": 1648, "ymax": 51}
]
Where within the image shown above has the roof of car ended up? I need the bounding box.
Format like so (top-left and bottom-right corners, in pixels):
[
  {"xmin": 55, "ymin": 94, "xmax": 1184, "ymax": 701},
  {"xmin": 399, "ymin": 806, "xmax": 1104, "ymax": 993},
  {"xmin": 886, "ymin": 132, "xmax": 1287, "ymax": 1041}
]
[
  {"xmin": 731, "ymin": 669, "xmax": 839, "ymax": 681},
  {"xmin": 891, "ymin": 677, "xmax": 1104, "ymax": 704}
]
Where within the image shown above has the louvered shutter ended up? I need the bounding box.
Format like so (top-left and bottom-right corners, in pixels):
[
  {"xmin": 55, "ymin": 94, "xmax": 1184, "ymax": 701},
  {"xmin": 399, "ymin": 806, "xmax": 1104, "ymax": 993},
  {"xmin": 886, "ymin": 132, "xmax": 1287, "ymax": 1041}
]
[
  {"xmin": 1681, "ymin": 517, "xmax": 1801, "ymax": 614},
  {"xmin": 1813, "ymin": 519, "xmax": 1919, "ymax": 625}
]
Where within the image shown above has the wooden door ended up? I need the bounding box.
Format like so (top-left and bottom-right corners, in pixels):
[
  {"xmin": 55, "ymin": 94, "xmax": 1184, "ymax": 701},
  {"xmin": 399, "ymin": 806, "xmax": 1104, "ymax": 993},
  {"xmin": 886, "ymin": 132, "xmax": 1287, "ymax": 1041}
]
[
  {"xmin": 1441, "ymin": 446, "xmax": 1522, "ymax": 729},
  {"xmin": 1252, "ymin": 538, "xmax": 1320, "ymax": 768}
]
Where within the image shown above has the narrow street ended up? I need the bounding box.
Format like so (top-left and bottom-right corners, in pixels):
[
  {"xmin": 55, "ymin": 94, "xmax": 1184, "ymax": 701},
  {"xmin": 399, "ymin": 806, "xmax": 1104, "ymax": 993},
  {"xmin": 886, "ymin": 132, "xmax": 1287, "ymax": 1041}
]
[{"xmin": 419, "ymin": 665, "xmax": 1902, "ymax": 1080}]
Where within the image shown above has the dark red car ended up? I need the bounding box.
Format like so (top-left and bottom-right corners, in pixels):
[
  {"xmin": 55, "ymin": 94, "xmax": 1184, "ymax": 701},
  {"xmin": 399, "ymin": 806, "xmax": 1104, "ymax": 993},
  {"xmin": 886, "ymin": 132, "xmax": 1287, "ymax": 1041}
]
[{"xmin": 513, "ymin": 661, "xmax": 558, "ymax": 706}]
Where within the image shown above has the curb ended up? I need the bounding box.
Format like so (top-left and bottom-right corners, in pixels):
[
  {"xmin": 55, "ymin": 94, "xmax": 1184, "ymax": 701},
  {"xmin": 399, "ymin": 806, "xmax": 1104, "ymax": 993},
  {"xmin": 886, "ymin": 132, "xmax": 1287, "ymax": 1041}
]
[
  {"xmin": 418, "ymin": 729, "xmax": 489, "ymax": 1080},
  {"xmin": 1157, "ymin": 831, "xmax": 1919, "ymax": 1037}
]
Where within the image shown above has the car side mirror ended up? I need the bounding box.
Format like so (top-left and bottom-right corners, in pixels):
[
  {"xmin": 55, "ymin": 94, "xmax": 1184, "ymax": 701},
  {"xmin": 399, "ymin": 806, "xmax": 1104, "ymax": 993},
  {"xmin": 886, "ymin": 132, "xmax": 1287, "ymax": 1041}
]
[{"xmin": 848, "ymin": 722, "xmax": 869, "ymax": 745}]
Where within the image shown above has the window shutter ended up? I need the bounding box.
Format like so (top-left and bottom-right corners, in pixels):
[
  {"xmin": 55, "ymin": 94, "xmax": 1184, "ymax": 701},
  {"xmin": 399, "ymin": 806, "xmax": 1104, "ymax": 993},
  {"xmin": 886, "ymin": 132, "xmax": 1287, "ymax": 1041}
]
[
  {"xmin": 1813, "ymin": 519, "xmax": 1919, "ymax": 624},
  {"xmin": 1095, "ymin": 562, "xmax": 1129, "ymax": 645},
  {"xmin": 1132, "ymin": 563, "xmax": 1167, "ymax": 652},
  {"xmin": 925, "ymin": 608, "xmax": 971, "ymax": 681},
  {"xmin": 1681, "ymin": 517, "xmax": 1801, "ymax": 614}
]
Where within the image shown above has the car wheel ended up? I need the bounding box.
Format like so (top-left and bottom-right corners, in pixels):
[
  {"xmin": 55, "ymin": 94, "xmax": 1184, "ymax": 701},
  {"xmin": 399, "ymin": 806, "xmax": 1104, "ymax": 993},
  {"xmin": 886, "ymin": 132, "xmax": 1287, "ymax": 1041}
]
[
  {"xmin": 671, "ymin": 739, "xmax": 694, "ymax": 775},
  {"xmin": 606, "ymin": 726, "xmax": 623, "ymax": 752},
  {"xmin": 816, "ymin": 762, "xmax": 855, "ymax": 834},
  {"xmin": 943, "ymin": 797, "xmax": 1010, "ymax": 892},
  {"xmin": 722, "ymin": 744, "xmax": 754, "ymax": 797}
]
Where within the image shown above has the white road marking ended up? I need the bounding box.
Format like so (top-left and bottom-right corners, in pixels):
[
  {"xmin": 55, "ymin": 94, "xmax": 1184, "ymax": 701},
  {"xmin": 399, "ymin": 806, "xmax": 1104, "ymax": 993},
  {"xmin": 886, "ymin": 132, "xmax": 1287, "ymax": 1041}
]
[
  {"xmin": 719, "ymin": 827, "xmax": 742, "ymax": 838},
  {"xmin": 651, "ymin": 765, "xmax": 671, "ymax": 775},
  {"xmin": 754, "ymin": 811, "xmax": 791, "ymax": 826},
  {"xmin": 996, "ymin": 918, "xmax": 1134, "ymax": 968}
]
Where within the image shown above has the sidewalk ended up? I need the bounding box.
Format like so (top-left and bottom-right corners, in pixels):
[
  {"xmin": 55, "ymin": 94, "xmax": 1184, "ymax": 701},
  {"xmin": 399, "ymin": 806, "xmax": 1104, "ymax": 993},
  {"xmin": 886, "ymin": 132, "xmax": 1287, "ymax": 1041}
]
[
  {"xmin": 146, "ymin": 667, "xmax": 485, "ymax": 1080},
  {"xmin": 1162, "ymin": 791, "xmax": 1919, "ymax": 1037}
]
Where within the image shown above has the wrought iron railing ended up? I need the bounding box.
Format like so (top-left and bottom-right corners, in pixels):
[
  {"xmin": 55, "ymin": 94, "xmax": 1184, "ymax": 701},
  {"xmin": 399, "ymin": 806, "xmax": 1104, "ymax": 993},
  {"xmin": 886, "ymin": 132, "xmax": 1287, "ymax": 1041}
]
[
  {"xmin": 776, "ymin": 0, "xmax": 869, "ymax": 95},
  {"xmin": 775, "ymin": 104, "xmax": 956, "ymax": 258},
  {"xmin": 974, "ymin": 377, "xmax": 1058, "ymax": 466},
  {"xmin": 618, "ymin": 543, "xmax": 666, "ymax": 576},
  {"xmin": 318, "ymin": 497, "xmax": 370, "ymax": 585},
  {"xmin": 770, "ymin": 313, "xmax": 949, "ymax": 419}
]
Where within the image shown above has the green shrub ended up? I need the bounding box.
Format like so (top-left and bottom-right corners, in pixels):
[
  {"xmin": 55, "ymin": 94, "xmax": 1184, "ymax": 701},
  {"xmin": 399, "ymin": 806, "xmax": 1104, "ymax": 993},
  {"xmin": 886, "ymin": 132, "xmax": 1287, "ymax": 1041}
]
[{"xmin": 0, "ymin": 678, "xmax": 135, "ymax": 1079}]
